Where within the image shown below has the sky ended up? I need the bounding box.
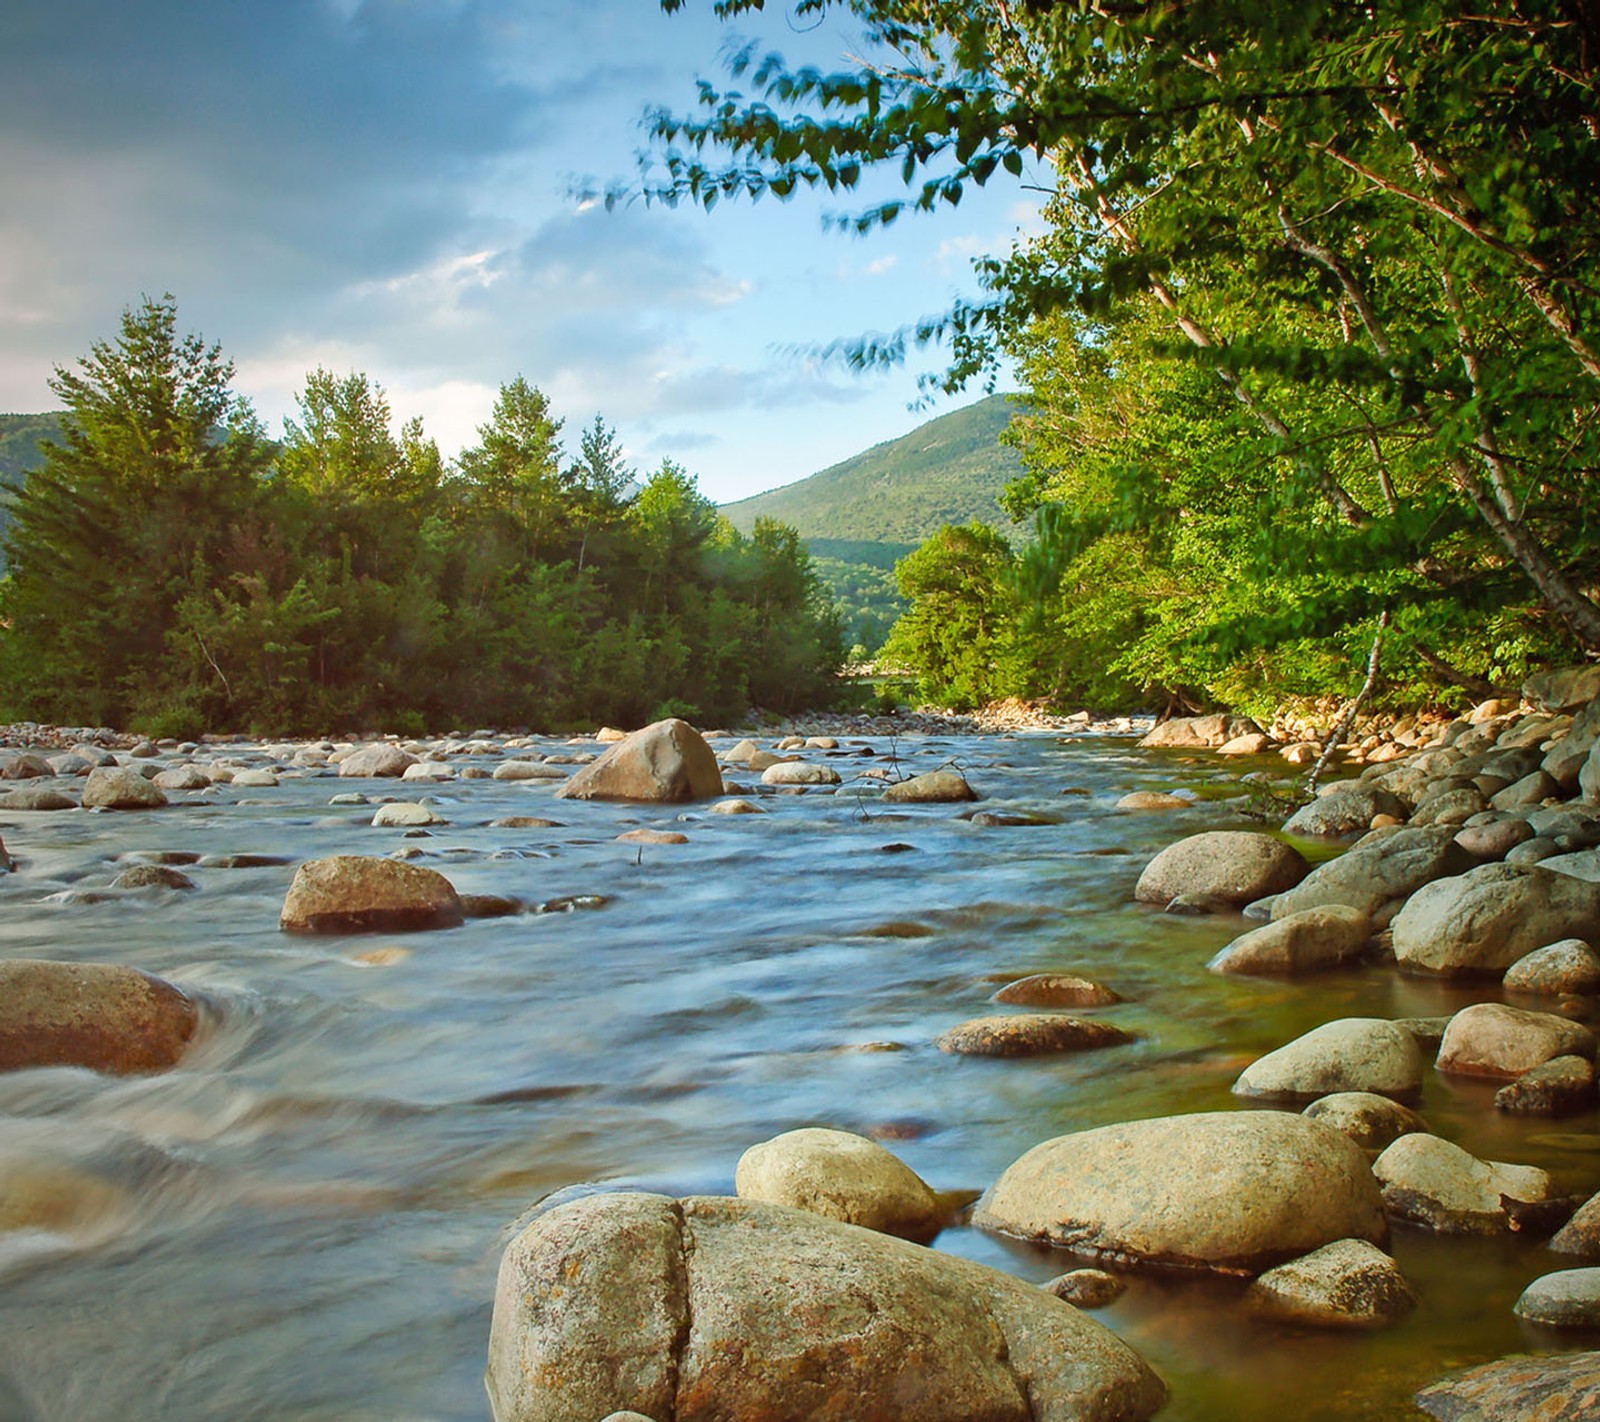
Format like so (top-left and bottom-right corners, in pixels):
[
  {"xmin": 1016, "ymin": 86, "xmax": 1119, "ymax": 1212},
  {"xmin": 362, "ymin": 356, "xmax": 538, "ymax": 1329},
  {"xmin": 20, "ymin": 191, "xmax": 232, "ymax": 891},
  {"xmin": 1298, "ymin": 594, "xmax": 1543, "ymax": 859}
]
[{"xmin": 0, "ymin": 1, "xmax": 1045, "ymax": 504}]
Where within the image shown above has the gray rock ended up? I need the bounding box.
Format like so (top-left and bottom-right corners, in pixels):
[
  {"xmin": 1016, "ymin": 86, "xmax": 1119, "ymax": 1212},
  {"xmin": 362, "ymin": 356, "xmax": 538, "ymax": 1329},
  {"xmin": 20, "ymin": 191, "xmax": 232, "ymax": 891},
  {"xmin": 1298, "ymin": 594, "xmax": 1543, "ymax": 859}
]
[
  {"xmin": 1416, "ymin": 1349, "xmax": 1600, "ymax": 1422},
  {"xmin": 1491, "ymin": 771, "xmax": 1558, "ymax": 811},
  {"xmin": 0, "ymin": 787, "xmax": 77, "ymax": 811},
  {"xmin": 1283, "ymin": 787, "xmax": 1406, "ymax": 838},
  {"xmin": 1134, "ymin": 831, "xmax": 1308, "ymax": 908},
  {"xmin": 1525, "ymin": 665, "xmax": 1600, "ymax": 711},
  {"xmin": 1514, "ymin": 1269, "xmax": 1600, "ymax": 1328},
  {"xmin": 1234, "ymin": 1018, "xmax": 1424, "ymax": 1102},
  {"xmin": 1245, "ymin": 1238, "xmax": 1416, "ymax": 1329},
  {"xmin": 370, "ymin": 801, "xmax": 444, "ymax": 828},
  {"xmin": 1436, "ymin": 1003, "xmax": 1596, "ymax": 1078},
  {"xmin": 760, "ymin": 761, "xmax": 842, "ymax": 787},
  {"xmin": 492, "ymin": 760, "xmax": 568, "ymax": 781},
  {"xmin": 1302, "ymin": 1092, "xmax": 1427, "ymax": 1151},
  {"xmin": 1372, "ymin": 1133, "xmax": 1556, "ymax": 1234},
  {"xmin": 1506, "ymin": 835, "xmax": 1562, "ymax": 867},
  {"xmin": 1138, "ymin": 713, "xmax": 1262, "ymax": 749},
  {"xmin": 486, "ymin": 1192, "xmax": 1166, "ymax": 1422},
  {"xmin": 973, "ymin": 1110, "xmax": 1386, "ymax": 1275},
  {"xmin": 734, "ymin": 1128, "xmax": 946, "ymax": 1243},
  {"xmin": 1270, "ymin": 826, "xmax": 1472, "ymax": 921},
  {"xmin": 1412, "ymin": 786, "xmax": 1489, "ymax": 826},
  {"xmin": 1208, "ymin": 906, "xmax": 1371, "ymax": 975},
  {"xmin": 557, "ymin": 720, "xmax": 725, "ymax": 803},
  {"xmin": 1454, "ymin": 818, "xmax": 1535, "ymax": 860},
  {"xmin": 1392, "ymin": 864, "xmax": 1600, "ymax": 976},
  {"xmin": 82, "ymin": 766, "xmax": 168, "ymax": 810},
  {"xmin": 0, "ymin": 753, "xmax": 52, "ymax": 780},
  {"xmin": 337, "ymin": 744, "xmax": 418, "ymax": 778},
  {"xmin": 1495, "ymin": 1056, "xmax": 1597, "ymax": 1116},
  {"xmin": 279, "ymin": 855, "xmax": 463, "ymax": 934},
  {"xmin": 1540, "ymin": 846, "xmax": 1600, "ymax": 882}
]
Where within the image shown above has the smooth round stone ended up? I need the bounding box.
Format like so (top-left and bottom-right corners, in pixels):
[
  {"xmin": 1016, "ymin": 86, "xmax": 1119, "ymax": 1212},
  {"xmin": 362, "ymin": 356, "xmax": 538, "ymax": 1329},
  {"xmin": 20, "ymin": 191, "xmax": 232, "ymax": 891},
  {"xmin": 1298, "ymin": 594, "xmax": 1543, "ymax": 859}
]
[
  {"xmin": 493, "ymin": 760, "xmax": 567, "ymax": 781},
  {"xmin": 1514, "ymin": 1269, "xmax": 1600, "ymax": 1327},
  {"xmin": 991, "ymin": 975, "xmax": 1122, "ymax": 1009},
  {"xmin": 1303, "ymin": 1092, "xmax": 1427, "ymax": 1151},
  {"xmin": 882, "ymin": 770, "xmax": 977, "ymax": 803},
  {"xmin": 0, "ymin": 959, "xmax": 198, "ymax": 1075},
  {"xmin": 279, "ymin": 855, "xmax": 463, "ymax": 935},
  {"xmin": 371, "ymin": 802, "xmax": 444, "ymax": 828},
  {"xmin": 1550, "ymin": 1191, "xmax": 1600, "ymax": 1258},
  {"xmin": 976, "ymin": 1111, "xmax": 1386, "ymax": 1275},
  {"xmin": 0, "ymin": 787, "xmax": 77, "ymax": 811},
  {"xmin": 1116, "ymin": 791, "xmax": 1189, "ymax": 810},
  {"xmin": 1135, "ymin": 831, "xmax": 1308, "ymax": 908},
  {"xmin": 616, "ymin": 829, "xmax": 690, "ymax": 845},
  {"xmin": 111, "ymin": 864, "xmax": 197, "ymax": 891},
  {"xmin": 1234, "ymin": 1018, "xmax": 1424, "ymax": 1102},
  {"xmin": 1208, "ymin": 906, "xmax": 1371, "ymax": 975},
  {"xmin": 1435, "ymin": 1002, "xmax": 1596, "ymax": 1079},
  {"xmin": 82, "ymin": 766, "xmax": 168, "ymax": 810},
  {"xmin": 1245, "ymin": 1238, "xmax": 1417, "ymax": 1329},
  {"xmin": 231, "ymin": 768, "xmax": 279, "ymax": 787},
  {"xmin": 709, "ymin": 799, "xmax": 764, "ymax": 815},
  {"xmin": 1505, "ymin": 939, "xmax": 1600, "ymax": 996},
  {"xmin": 934, "ymin": 1014, "xmax": 1134, "ymax": 1057},
  {"xmin": 734, "ymin": 1128, "xmax": 945, "ymax": 1243},
  {"xmin": 760, "ymin": 762, "xmax": 841, "ymax": 787}
]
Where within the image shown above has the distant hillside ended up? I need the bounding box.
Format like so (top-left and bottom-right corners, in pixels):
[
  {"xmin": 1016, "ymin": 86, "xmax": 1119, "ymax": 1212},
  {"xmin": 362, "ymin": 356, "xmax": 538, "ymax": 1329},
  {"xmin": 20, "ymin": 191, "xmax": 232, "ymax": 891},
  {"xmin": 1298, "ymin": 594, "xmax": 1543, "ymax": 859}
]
[
  {"xmin": 721, "ymin": 394, "xmax": 1023, "ymax": 542},
  {"xmin": 0, "ymin": 413, "xmax": 63, "ymax": 554}
]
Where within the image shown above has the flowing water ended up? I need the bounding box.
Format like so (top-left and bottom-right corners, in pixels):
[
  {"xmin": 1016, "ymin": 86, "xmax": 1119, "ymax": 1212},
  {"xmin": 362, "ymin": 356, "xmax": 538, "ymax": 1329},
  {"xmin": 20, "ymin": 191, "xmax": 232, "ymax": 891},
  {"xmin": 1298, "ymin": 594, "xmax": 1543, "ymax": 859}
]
[{"xmin": 0, "ymin": 730, "xmax": 1595, "ymax": 1421}]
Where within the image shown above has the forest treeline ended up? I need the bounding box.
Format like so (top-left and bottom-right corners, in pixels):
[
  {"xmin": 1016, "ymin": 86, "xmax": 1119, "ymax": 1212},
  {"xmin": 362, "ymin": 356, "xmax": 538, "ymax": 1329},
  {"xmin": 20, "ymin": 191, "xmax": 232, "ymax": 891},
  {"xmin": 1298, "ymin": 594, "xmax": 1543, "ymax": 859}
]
[
  {"xmin": 654, "ymin": 0, "xmax": 1600, "ymax": 718},
  {"xmin": 0, "ymin": 296, "xmax": 844, "ymax": 737}
]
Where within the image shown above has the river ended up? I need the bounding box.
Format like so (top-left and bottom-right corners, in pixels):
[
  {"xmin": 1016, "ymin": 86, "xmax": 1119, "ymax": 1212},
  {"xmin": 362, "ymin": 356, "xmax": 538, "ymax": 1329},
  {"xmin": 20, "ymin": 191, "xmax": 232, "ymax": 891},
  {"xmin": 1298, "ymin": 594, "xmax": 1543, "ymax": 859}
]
[{"xmin": 0, "ymin": 729, "xmax": 1593, "ymax": 1420}]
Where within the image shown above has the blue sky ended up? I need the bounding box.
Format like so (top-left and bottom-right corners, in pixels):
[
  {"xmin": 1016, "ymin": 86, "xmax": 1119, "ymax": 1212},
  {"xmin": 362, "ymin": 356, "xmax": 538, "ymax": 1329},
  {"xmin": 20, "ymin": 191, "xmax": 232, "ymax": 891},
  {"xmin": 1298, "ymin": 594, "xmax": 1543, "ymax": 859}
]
[{"xmin": 0, "ymin": 1, "xmax": 1042, "ymax": 503}]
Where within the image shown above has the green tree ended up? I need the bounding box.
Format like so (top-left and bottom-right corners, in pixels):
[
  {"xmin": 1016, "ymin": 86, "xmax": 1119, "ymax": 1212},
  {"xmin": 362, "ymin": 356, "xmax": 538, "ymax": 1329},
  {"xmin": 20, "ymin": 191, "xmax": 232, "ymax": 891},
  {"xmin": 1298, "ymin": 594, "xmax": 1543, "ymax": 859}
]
[{"xmin": 0, "ymin": 294, "xmax": 271, "ymax": 723}]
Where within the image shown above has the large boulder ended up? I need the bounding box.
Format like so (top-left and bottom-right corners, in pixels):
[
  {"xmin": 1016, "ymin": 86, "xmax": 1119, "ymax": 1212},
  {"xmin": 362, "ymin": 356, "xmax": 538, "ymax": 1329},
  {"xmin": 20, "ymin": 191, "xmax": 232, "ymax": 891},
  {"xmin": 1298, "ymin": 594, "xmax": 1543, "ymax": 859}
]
[
  {"xmin": 1138, "ymin": 713, "xmax": 1262, "ymax": 749},
  {"xmin": 337, "ymin": 744, "xmax": 419, "ymax": 778},
  {"xmin": 1233, "ymin": 1018, "xmax": 1424, "ymax": 1102},
  {"xmin": 279, "ymin": 855, "xmax": 463, "ymax": 934},
  {"xmin": 0, "ymin": 959, "xmax": 198, "ymax": 1075},
  {"xmin": 1525, "ymin": 664, "xmax": 1600, "ymax": 711},
  {"xmin": 1208, "ymin": 905, "xmax": 1372, "ymax": 976},
  {"xmin": 1270, "ymin": 827, "xmax": 1472, "ymax": 921},
  {"xmin": 1391, "ymin": 863, "xmax": 1600, "ymax": 976},
  {"xmin": 1514, "ymin": 1270, "xmax": 1600, "ymax": 1328},
  {"xmin": 1134, "ymin": 831, "xmax": 1308, "ymax": 908},
  {"xmin": 486, "ymin": 1192, "xmax": 1166, "ymax": 1422},
  {"xmin": 733, "ymin": 1128, "xmax": 945, "ymax": 1243},
  {"xmin": 972, "ymin": 1110, "xmax": 1386, "ymax": 1275},
  {"xmin": 82, "ymin": 766, "xmax": 168, "ymax": 810},
  {"xmin": 1435, "ymin": 1002, "xmax": 1596, "ymax": 1079},
  {"xmin": 1416, "ymin": 1351, "xmax": 1600, "ymax": 1422},
  {"xmin": 556, "ymin": 719, "xmax": 724, "ymax": 803}
]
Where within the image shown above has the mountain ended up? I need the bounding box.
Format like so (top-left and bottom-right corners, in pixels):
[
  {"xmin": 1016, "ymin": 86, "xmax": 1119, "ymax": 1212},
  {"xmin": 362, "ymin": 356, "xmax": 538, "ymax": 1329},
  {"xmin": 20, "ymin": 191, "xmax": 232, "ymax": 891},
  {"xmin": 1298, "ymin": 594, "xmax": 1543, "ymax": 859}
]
[
  {"xmin": 719, "ymin": 394, "xmax": 1025, "ymax": 653},
  {"xmin": 0, "ymin": 413, "xmax": 63, "ymax": 554},
  {"xmin": 720, "ymin": 393, "xmax": 1023, "ymax": 542}
]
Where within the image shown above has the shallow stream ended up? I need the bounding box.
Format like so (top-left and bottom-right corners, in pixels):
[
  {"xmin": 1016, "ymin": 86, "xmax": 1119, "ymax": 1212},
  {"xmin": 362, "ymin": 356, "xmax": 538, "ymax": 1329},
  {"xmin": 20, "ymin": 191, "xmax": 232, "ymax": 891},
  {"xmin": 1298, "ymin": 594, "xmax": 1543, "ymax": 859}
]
[{"xmin": 0, "ymin": 730, "xmax": 1595, "ymax": 1421}]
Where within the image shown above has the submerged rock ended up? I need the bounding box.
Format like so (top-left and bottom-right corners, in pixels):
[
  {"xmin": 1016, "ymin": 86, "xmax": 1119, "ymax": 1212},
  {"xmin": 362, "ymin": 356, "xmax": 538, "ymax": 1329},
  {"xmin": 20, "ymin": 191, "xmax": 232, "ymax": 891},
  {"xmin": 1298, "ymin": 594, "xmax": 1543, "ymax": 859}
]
[
  {"xmin": 1134, "ymin": 830, "xmax": 1308, "ymax": 908},
  {"xmin": 556, "ymin": 719, "xmax": 724, "ymax": 803},
  {"xmin": 1302, "ymin": 1092, "xmax": 1427, "ymax": 1152},
  {"xmin": 973, "ymin": 1110, "xmax": 1385, "ymax": 1275},
  {"xmin": 486, "ymin": 1192, "xmax": 1166, "ymax": 1422},
  {"xmin": 734, "ymin": 1128, "xmax": 946, "ymax": 1243},
  {"xmin": 991, "ymin": 975, "xmax": 1122, "ymax": 1009},
  {"xmin": 0, "ymin": 959, "xmax": 198, "ymax": 1075},
  {"xmin": 279, "ymin": 855, "xmax": 463, "ymax": 934},
  {"xmin": 935, "ymin": 1014, "xmax": 1134, "ymax": 1058},
  {"xmin": 1245, "ymin": 1238, "xmax": 1417, "ymax": 1329},
  {"xmin": 1416, "ymin": 1350, "xmax": 1600, "ymax": 1422},
  {"xmin": 1043, "ymin": 1270, "xmax": 1124, "ymax": 1309}
]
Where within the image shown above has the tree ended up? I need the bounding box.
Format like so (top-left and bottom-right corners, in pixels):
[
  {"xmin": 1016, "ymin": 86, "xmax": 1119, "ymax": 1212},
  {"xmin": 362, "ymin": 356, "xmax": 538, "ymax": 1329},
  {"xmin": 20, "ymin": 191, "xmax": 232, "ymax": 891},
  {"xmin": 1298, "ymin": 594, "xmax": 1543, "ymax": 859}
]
[
  {"xmin": 649, "ymin": 1, "xmax": 1600, "ymax": 662},
  {"xmin": 0, "ymin": 294, "xmax": 271, "ymax": 723}
]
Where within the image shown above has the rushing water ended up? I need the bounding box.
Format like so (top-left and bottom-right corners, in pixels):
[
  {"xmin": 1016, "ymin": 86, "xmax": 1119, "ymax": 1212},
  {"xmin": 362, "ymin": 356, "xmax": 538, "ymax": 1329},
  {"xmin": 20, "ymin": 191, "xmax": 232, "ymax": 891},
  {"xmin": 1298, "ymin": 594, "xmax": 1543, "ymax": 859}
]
[{"xmin": 0, "ymin": 730, "xmax": 1595, "ymax": 1422}]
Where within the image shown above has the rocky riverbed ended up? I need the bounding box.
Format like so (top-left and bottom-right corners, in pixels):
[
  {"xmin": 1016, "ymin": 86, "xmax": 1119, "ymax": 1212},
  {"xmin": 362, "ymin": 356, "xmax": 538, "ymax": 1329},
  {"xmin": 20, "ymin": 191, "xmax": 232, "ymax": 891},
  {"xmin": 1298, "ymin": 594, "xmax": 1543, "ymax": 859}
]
[{"xmin": 2, "ymin": 678, "xmax": 1600, "ymax": 1420}]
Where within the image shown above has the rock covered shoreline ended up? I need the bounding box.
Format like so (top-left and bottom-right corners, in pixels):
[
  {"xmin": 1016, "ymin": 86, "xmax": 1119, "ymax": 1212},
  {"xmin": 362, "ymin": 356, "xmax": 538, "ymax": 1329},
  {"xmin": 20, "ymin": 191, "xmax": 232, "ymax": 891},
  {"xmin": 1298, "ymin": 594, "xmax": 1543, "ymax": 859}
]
[{"xmin": 3, "ymin": 672, "xmax": 1600, "ymax": 1419}]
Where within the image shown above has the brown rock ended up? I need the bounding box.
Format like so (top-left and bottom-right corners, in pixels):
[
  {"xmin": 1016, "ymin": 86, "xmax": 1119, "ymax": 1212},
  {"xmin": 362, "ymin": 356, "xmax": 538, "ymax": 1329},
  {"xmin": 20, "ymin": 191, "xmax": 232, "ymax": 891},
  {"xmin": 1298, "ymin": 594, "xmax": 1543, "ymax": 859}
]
[
  {"xmin": 1435, "ymin": 1002, "xmax": 1596, "ymax": 1079},
  {"xmin": 0, "ymin": 959, "xmax": 198, "ymax": 1075},
  {"xmin": 1416, "ymin": 1350, "xmax": 1600, "ymax": 1422},
  {"xmin": 935, "ymin": 1014, "xmax": 1134, "ymax": 1057},
  {"xmin": 1495, "ymin": 1056, "xmax": 1597, "ymax": 1116},
  {"xmin": 82, "ymin": 766, "xmax": 168, "ymax": 810},
  {"xmin": 279, "ymin": 855, "xmax": 463, "ymax": 934},
  {"xmin": 556, "ymin": 719, "xmax": 723, "ymax": 803},
  {"xmin": 991, "ymin": 974, "xmax": 1122, "ymax": 1009}
]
